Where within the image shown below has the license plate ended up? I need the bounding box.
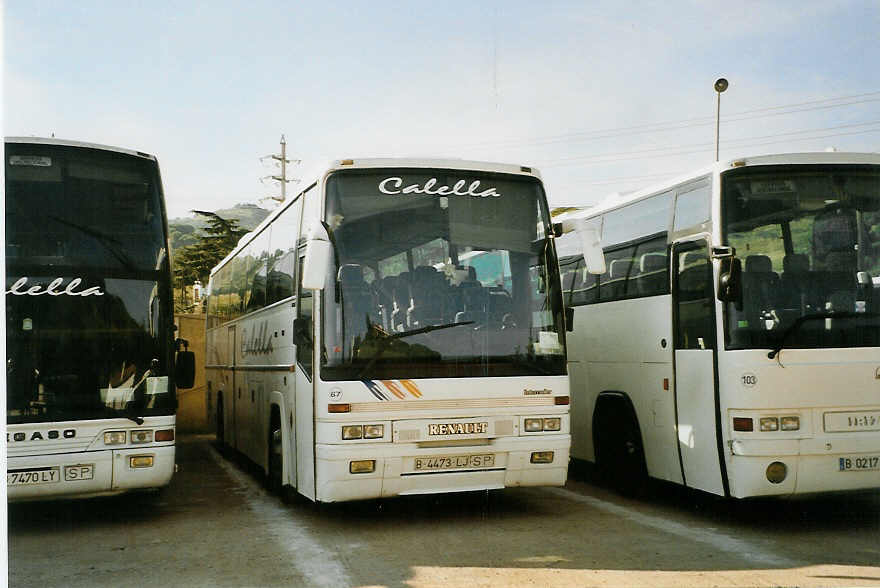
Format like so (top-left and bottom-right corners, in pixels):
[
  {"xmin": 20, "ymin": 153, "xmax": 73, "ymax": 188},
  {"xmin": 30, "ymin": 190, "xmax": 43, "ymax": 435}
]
[
  {"xmin": 65, "ymin": 464, "xmax": 94, "ymax": 481},
  {"xmin": 7, "ymin": 467, "xmax": 61, "ymax": 486},
  {"xmin": 839, "ymin": 456, "xmax": 880, "ymax": 471},
  {"xmin": 413, "ymin": 454, "xmax": 495, "ymax": 472}
]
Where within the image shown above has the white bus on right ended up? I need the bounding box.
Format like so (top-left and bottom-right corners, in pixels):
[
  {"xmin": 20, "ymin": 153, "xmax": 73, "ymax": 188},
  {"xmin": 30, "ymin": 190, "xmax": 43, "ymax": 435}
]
[{"xmin": 557, "ymin": 152, "xmax": 880, "ymax": 498}]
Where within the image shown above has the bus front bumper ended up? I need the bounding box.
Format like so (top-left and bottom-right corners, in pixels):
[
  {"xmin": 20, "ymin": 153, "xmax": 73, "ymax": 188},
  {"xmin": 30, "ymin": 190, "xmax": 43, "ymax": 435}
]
[
  {"xmin": 728, "ymin": 437, "xmax": 880, "ymax": 498},
  {"xmin": 315, "ymin": 435, "xmax": 570, "ymax": 503},
  {"xmin": 7, "ymin": 445, "xmax": 175, "ymax": 502}
]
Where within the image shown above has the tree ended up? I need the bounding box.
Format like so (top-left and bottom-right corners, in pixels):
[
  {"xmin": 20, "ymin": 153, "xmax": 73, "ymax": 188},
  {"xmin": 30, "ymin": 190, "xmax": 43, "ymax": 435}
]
[{"xmin": 172, "ymin": 211, "xmax": 249, "ymax": 312}]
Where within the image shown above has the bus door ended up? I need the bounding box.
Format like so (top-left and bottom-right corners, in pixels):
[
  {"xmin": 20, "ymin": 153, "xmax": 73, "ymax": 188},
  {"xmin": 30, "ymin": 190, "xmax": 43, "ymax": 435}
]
[
  {"xmin": 293, "ymin": 253, "xmax": 316, "ymax": 499},
  {"xmin": 671, "ymin": 238, "xmax": 726, "ymax": 495}
]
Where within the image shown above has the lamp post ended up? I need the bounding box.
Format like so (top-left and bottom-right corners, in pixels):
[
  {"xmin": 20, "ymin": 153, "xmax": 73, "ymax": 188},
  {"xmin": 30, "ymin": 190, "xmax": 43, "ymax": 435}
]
[{"xmin": 714, "ymin": 78, "xmax": 728, "ymax": 162}]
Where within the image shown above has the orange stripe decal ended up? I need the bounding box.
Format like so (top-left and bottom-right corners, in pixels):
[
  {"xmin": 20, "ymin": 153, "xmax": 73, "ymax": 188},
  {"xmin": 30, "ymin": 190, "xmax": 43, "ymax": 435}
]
[
  {"xmin": 400, "ymin": 379, "xmax": 422, "ymax": 398},
  {"xmin": 381, "ymin": 380, "xmax": 406, "ymax": 399}
]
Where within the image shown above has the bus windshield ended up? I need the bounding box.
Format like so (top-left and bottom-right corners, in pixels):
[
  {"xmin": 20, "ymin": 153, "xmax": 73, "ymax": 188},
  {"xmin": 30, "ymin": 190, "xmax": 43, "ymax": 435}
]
[
  {"xmin": 5, "ymin": 142, "xmax": 175, "ymax": 424},
  {"xmin": 322, "ymin": 168, "xmax": 566, "ymax": 380},
  {"xmin": 722, "ymin": 165, "xmax": 880, "ymax": 350}
]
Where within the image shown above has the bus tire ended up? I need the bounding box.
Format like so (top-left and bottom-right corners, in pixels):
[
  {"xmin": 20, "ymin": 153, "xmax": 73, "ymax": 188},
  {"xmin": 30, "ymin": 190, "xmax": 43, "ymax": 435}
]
[
  {"xmin": 267, "ymin": 408, "xmax": 284, "ymax": 497},
  {"xmin": 594, "ymin": 394, "xmax": 647, "ymax": 496}
]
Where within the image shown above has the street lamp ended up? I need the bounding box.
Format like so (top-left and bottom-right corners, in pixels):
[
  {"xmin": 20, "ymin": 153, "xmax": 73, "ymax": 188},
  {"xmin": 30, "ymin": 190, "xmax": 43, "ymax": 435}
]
[{"xmin": 714, "ymin": 78, "xmax": 729, "ymax": 162}]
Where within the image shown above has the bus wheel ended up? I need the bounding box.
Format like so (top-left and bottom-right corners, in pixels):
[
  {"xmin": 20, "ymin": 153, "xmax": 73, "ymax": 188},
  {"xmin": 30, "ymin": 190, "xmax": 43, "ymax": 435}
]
[
  {"xmin": 595, "ymin": 403, "xmax": 647, "ymax": 495},
  {"xmin": 267, "ymin": 410, "xmax": 283, "ymax": 496}
]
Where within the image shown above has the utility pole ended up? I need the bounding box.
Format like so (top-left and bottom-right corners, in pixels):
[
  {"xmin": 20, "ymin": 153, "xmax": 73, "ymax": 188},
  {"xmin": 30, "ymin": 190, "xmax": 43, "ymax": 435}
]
[{"xmin": 260, "ymin": 134, "xmax": 300, "ymax": 204}]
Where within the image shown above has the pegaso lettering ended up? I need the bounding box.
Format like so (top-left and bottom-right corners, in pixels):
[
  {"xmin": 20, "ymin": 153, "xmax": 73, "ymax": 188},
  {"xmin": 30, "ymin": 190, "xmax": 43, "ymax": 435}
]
[
  {"xmin": 8, "ymin": 429, "xmax": 76, "ymax": 442},
  {"xmin": 378, "ymin": 177, "xmax": 502, "ymax": 198},
  {"xmin": 6, "ymin": 277, "xmax": 104, "ymax": 297},
  {"xmin": 428, "ymin": 422, "xmax": 489, "ymax": 436}
]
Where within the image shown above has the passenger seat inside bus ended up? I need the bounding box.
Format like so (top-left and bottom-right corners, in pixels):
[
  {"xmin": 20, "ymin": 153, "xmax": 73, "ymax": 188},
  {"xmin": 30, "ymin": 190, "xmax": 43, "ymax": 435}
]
[
  {"xmin": 637, "ymin": 251, "xmax": 667, "ymax": 295},
  {"xmin": 407, "ymin": 266, "xmax": 447, "ymax": 328},
  {"xmin": 607, "ymin": 257, "xmax": 634, "ymax": 298},
  {"xmin": 455, "ymin": 267, "xmax": 489, "ymax": 326},
  {"xmin": 374, "ymin": 275, "xmax": 396, "ymax": 331},
  {"xmin": 338, "ymin": 264, "xmax": 375, "ymax": 348},
  {"xmin": 780, "ymin": 253, "xmax": 812, "ymax": 310},
  {"xmin": 391, "ymin": 272, "xmax": 411, "ymax": 331}
]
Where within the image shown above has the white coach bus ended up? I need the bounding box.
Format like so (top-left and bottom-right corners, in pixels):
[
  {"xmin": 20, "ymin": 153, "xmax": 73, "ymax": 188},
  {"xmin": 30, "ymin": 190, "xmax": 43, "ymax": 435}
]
[
  {"xmin": 558, "ymin": 152, "xmax": 880, "ymax": 498},
  {"xmin": 205, "ymin": 158, "xmax": 571, "ymax": 503},
  {"xmin": 6, "ymin": 137, "xmax": 194, "ymax": 501}
]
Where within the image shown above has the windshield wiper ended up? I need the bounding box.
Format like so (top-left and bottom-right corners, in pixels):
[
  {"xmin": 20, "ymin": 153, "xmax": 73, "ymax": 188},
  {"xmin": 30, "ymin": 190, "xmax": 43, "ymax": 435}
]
[
  {"xmin": 378, "ymin": 320, "xmax": 476, "ymax": 341},
  {"xmin": 47, "ymin": 215, "xmax": 138, "ymax": 270},
  {"xmin": 355, "ymin": 320, "xmax": 475, "ymax": 379},
  {"xmin": 767, "ymin": 311, "xmax": 878, "ymax": 359},
  {"xmin": 124, "ymin": 370, "xmax": 152, "ymax": 425}
]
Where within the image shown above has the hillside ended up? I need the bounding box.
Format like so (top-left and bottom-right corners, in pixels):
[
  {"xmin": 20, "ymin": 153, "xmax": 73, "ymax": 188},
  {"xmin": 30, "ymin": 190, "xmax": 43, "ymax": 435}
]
[{"xmin": 169, "ymin": 203, "xmax": 271, "ymax": 252}]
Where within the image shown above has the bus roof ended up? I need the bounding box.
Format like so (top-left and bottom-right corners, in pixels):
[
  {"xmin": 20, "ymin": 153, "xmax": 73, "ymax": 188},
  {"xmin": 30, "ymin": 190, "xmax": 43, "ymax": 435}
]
[
  {"xmin": 5, "ymin": 136, "xmax": 157, "ymax": 161},
  {"xmin": 562, "ymin": 151, "xmax": 880, "ymax": 222},
  {"xmin": 323, "ymin": 157, "xmax": 542, "ymax": 179}
]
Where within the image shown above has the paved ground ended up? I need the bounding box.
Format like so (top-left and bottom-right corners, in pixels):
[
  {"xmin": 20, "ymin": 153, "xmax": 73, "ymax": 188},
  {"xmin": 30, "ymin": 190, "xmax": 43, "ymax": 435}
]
[{"xmin": 8, "ymin": 435, "xmax": 880, "ymax": 587}]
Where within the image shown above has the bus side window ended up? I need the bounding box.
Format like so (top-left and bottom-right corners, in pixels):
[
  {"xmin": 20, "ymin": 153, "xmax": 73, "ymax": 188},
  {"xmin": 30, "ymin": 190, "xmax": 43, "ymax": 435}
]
[{"xmin": 675, "ymin": 246, "xmax": 715, "ymax": 350}]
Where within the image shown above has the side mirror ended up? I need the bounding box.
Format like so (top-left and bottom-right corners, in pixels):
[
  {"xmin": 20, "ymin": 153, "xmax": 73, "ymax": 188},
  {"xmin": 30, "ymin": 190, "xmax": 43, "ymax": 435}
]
[
  {"xmin": 301, "ymin": 222, "xmax": 332, "ymax": 290},
  {"xmin": 577, "ymin": 225, "xmax": 606, "ymax": 275},
  {"xmin": 717, "ymin": 256, "xmax": 742, "ymax": 308},
  {"xmin": 552, "ymin": 222, "xmax": 564, "ymax": 238},
  {"xmin": 564, "ymin": 306, "xmax": 575, "ymax": 332},
  {"xmin": 175, "ymin": 350, "xmax": 196, "ymax": 389},
  {"xmin": 293, "ymin": 317, "xmax": 311, "ymax": 347}
]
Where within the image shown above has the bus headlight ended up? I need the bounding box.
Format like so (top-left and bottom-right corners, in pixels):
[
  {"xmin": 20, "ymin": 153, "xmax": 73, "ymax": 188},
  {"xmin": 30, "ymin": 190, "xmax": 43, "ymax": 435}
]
[
  {"xmin": 760, "ymin": 417, "xmax": 779, "ymax": 432},
  {"xmin": 104, "ymin": 431, "xmax": 126, "ymax": 445},
  {"xmin": 131, "ymin": 430, "xmax": 153, "ymax": 444},
  {"xmin": 524, "ymin": 418, "xmax": 544, "ymax": 432},
  {"xmin": 342, "ymin": 425, "xmax": 363, "ymax": 440},
  {"xmin": 780, "ymin": 416, "xmax": 800, "ymax": 431},
  {"xmin": 543, "ymin": 418, "xmax": 561, "ymax": 431},
  {"xmin": 363, "ymin": 424, "xmax": 384, "ymax": 439}
]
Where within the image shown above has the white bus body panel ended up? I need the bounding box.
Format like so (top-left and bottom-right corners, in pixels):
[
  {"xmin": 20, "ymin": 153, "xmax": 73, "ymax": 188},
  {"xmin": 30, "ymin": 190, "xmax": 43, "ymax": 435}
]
[
  {"xmin": 310, "ymin": 375, "xmax": 570, "ymax": 503},
  {"xmin": 719, "ymin": 348, "xmax": 880, "ymax": 498},
  {"xmin": 568, "ymin": 296, "xmax": 683, "ymax": 484}
]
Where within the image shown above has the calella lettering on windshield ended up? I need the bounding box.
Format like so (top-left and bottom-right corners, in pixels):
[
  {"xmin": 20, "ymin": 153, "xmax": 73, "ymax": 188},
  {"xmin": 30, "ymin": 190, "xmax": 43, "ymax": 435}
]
[
  {"xmin": 5, "ymin": 277, "xmax": 105, "ymax": 297},
  {"xmin": 378, "ymin": 177, "xmax": 502, "ymax": 198}
]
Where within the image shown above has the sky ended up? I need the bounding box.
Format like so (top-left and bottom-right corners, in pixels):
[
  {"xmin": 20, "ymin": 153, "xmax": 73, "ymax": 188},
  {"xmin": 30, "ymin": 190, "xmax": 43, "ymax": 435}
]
[{"xmin": 4, "ymin": 1, "xmax": 880, "ymax": 220}]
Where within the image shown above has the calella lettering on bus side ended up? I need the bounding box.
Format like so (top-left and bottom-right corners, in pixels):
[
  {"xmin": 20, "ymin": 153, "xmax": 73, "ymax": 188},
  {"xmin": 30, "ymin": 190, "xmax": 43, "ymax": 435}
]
[
  {"xmin": 5, "ymin": 277, "xmax": 104, "ymax": 297},
  {"xmin": 242, "ymin": 321, "xmax": 274, "ymax": 356},
  {"xmin": 378, "ymin": 177, "xmax": 502, "ymax": 198}
]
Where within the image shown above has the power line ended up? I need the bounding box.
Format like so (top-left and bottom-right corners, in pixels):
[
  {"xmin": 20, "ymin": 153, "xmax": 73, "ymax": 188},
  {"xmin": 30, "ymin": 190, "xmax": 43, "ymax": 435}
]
[
  {"xmin": 538, "ymin": 120, "xmax": 880, "ymax": 168},
  {"xmin": 456, "ymin": 90, "xmax": 880, "ymax": 151}
]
